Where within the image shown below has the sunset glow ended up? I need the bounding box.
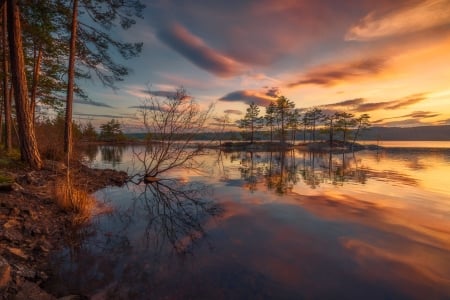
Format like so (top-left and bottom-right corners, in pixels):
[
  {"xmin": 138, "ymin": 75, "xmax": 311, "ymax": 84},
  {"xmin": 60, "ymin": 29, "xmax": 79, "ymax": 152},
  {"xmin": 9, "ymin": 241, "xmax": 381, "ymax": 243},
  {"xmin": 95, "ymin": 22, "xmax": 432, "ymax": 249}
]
[{"xmin": 70, "ymin": 0, "xmax": 450, "ymax": 130}]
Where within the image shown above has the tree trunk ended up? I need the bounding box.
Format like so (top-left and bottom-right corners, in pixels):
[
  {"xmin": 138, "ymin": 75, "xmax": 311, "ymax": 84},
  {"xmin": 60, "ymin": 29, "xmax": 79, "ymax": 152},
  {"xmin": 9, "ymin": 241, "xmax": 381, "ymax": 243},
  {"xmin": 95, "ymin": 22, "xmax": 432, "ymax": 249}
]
[
  {"xmin": 64, "ymin": 0, "xmax": 78, "ymax": 157},
  {"xmin": 7, "ymin": 0, "xmax": 41, "ymax": 168},
  {"xmin": 2, "ymin": 4, "xmax": 11, "ymax": 151},
  {"xmin": 30, "ymin": 44, "xmax": 42, "ymax": 121}
]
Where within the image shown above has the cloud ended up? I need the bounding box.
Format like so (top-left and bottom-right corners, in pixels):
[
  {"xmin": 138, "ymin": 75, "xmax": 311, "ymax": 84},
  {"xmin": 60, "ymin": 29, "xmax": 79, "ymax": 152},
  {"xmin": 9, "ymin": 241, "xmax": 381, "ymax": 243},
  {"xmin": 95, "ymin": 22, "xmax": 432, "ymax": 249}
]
[
  {"xmin": 323, "ymin": 98, "xmax": 365, "ymax": 108},
  {"xmin": 157, "ymin": 23, "xmax": 244, "ymax": 77},
  {"xmin": 219, "ymin": 89, "xmax": 277, "ymax": 106},
  {"xmin": 322, "ymin": 93, "xmax": 427, "ymax": 114},
  {"xmin": 358, "ymin": 94, "xmax": 427, "ymax": 112},
  {"xmin": 224, "ymin": 109, "xmax": 243, "ymax": 115},
  {"xmin": 374, "ymin": 110, "xmax": 440, "ymax": 123},
  {"xmin": 73, "ymin": 112, "xmax": 125, "ymax": 119},
  {"xmin": 288, "ymin": 57, "xmax": 387, "ymax": 87},
  {"xmin": 265, "ymin": 87, "xmax": 281, "ymax": 98},
  {"xmin": 384, "ymin": 94, "xmax": 427, "ymax": 110},
  {"xmin": 74, "ymin": 99, "xmax": 113, "ymax": 108},
  {"xmin": 346, "ymin": 0, "xmax": 450, "ymax": 41}
]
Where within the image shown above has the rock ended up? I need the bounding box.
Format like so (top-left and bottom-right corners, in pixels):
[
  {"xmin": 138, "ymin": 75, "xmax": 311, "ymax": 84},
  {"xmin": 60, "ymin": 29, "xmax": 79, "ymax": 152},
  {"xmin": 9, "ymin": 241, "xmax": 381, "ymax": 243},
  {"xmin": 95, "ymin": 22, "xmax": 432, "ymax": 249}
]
[
  {"xmin": 34, "ymin": 239, "xmax": 52, "ymax": 253},
  {"xmin": 58, "ymin": 295, "xmax": 89, "ymax": 300},
  {"xmin": 14, "ymin": 263, "xmax": 36, "ymax": 279},
  {"xmin": 3, "ymin": 218, "xmax": 20, "ymax": 229},
  {"xmin": 26, "ymin": 172, "xmax": 40, "ymax": 185},
  {"xmin": 0, "ymin": 256, "xmax": 11, "ymax": 289},
  {"xmin": 43, "ymin": 160, "xmax": 67, "ymax": 173},
  {"xmin": 0, "ymin": 182, "xmax": 13, "ymax": 191},
  {"xmin": 1, "ymin": 228, "xmax": 23, "ymax": 242},
  {"xmin": 15, "ymin": 281, "xmax": 56, "ymax": 300},
  {"xmin": 12, "ymin": 182, "xmax": 24, "ymax": 192},
  {"xmin": 7, "ymin": 247, "xmax": 28, "ymax": 260}
]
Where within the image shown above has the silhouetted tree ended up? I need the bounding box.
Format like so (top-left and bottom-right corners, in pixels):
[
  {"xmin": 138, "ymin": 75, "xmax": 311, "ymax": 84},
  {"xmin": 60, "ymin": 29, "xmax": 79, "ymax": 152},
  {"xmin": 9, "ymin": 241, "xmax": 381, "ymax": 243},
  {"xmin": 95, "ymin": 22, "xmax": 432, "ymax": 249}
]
[
  {"xmin": 335, "ymin": 112, "xmax": 355, "ymax": 145},
  {"xmin": 239, "ymin": 102, "xmax": 262, "ymax": 143},
  {"xmin": 265, "ymin": 101, "xmax": 276, "ymax": 143},
  {"xmin": 275, "ymin": 96, "xmax": 294, "ymax": 144},
  {"xmin": 305, "ymin": 107, "xmax": 323, "ymax": 142},
  {"xmin": 352, "ymin": 113, "xmax": 371, "ymax": 147}
]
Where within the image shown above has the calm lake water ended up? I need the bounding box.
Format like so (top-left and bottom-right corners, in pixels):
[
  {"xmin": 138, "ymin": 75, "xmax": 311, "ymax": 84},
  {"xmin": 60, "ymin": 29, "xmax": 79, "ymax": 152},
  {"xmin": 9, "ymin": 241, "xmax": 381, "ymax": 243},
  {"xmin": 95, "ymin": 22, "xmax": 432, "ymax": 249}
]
[{"xmin": 47, "ymin": 143, "xmax": 450, "ymax": 299}]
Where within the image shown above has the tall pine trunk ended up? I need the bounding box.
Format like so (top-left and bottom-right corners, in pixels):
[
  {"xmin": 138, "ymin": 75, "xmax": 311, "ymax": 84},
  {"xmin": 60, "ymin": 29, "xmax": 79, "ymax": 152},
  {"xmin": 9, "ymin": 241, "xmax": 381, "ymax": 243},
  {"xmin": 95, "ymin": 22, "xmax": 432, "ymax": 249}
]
[
  {"xmin": 30, "ymin": 44, "xmax": 42, "ymax": 121},
  {"xmin": 7, "ymin": 0, "xmax": 41, "ymax": 168},
  {"xmin": 64, "ymin": 0, "xmax": 78, "ymax": 158},
  {"xmin": 2, "ymin": 4, "xmax": 11, "ymax": 151}
]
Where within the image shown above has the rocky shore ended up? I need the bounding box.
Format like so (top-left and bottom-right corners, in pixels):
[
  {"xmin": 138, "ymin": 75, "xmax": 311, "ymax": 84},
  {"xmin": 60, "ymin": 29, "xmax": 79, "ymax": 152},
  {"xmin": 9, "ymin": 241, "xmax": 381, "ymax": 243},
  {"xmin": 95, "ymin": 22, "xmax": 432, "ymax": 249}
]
[{"xmin": 0, "ymin": 160, "xmax": 128, "ymax": 299}]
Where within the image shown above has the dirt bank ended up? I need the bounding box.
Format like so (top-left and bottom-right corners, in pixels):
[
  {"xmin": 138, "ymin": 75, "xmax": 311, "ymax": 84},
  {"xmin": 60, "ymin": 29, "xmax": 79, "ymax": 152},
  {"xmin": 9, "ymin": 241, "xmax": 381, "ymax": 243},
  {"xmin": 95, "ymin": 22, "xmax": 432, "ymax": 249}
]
[{"xmin": 0, "ymin": 160, "xmax": 128, "ymax": 299}]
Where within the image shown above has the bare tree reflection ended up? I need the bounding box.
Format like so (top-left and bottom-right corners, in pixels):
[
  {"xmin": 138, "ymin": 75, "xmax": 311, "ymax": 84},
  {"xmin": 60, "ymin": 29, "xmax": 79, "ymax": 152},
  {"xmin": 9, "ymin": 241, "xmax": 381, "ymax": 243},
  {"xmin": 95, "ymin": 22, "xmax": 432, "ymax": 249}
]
[
  {"xmin": 135, "ymin": 180, "xmax": 223, "ymax": 254},
  {"xmin": 47, "ymin": 178, "xmax": 223, "ymax": 297}
]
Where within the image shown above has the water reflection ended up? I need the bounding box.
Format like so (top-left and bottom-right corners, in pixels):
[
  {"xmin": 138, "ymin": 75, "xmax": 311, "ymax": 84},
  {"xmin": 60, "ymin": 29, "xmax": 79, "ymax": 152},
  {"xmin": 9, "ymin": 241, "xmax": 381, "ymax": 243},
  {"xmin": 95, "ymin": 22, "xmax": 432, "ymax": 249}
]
[
  {"xmin": 48, "ymin": 179, "xmax": 222, "ymax": 297},
  {"xmin": 235, "ymin": 150, "xmax": 371, "ymax": 193},
  {"xmin": 54, "ymin": 145, "xmax": 450, "ymax": 299},
  {"xmin": 100, "ymin": 145, "xmax": 124, "ymax": 167}
]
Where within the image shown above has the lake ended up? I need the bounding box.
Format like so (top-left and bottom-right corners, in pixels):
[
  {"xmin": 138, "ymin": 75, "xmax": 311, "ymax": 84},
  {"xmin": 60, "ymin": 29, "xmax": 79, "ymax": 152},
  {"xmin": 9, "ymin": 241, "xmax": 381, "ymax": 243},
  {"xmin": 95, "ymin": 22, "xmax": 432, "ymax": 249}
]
[{"xmin": 47, "ymin": 143, "xmax": 450, "ymax": 299}]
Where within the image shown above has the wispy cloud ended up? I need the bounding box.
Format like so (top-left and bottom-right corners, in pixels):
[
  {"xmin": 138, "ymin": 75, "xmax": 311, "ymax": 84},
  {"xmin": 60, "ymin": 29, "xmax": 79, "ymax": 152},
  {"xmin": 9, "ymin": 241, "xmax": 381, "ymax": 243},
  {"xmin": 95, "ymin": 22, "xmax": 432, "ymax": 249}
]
[
  {"xmin": 357, "ymin": 93, "xmax": 427, "ymax": 112},
  {"xmin": 73, "ymin": 112, "xmax": 125, "ymax": 119},
  {"xmin": 374, "ymin": 110, "xmax": 440, "ymax": 123},
  {"xmin": 74, "ymin": 99, "xmax": 113, "ymax": 108},
  {"xmin": 219, "ymin": 89, "xmax": 278, "ymax": 106},
  {"xmin": 288, "ymin": 57, "xmax": 387, "ymax": 87},
  {"xmin": 346, "ymin": 0, "xmax": 450, "ymax": 41},
  {"xmin": 322, "ymin": 93, "xmax": 427, "ymax": 113},
  {"xmin": 157, "ymin": 23, "xmax": 244, "ymax": 77},
  {"xmin": 323, "ymin": 98, "xmax": 365, "ymax": 108},
  {"xmin": 224, "ymin": 109, "xmax": 243, "ymax": 115}
]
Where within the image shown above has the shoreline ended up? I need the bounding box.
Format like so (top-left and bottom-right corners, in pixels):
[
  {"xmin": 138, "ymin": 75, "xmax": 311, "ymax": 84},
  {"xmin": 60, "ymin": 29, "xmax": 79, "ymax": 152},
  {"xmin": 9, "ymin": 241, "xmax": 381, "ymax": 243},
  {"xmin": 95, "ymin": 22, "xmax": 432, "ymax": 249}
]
[{"xmin": 0, "ymin": 160, "xmax": 128, "ymax": 299}]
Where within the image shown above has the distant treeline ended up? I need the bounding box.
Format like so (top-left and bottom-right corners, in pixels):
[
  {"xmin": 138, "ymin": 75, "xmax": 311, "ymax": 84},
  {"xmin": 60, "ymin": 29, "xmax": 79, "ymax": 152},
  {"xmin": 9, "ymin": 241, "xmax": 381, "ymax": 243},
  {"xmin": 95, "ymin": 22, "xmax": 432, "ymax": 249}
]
[{"xmin": 125, "ymin": 125, "xmax": 450, "ymax": 142}]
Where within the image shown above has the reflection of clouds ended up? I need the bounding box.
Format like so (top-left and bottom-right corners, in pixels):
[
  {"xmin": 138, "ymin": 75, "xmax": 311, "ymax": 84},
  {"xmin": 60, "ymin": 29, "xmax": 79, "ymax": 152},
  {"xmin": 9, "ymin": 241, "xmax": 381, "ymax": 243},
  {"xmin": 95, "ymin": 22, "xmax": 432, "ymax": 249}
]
[
  {"xmin": 342, "ymin": 239, "xmax": 450, "ymax": 299},
  {"xmin": 290, "ymin": 190, "xmax": 450, "ymax": 298}
]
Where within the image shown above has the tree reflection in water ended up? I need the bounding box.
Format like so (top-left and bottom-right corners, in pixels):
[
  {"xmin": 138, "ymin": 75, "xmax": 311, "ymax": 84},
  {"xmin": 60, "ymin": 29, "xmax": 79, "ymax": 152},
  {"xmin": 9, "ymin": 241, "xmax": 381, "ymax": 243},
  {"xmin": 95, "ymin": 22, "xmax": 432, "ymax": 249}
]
[
  {"xmin": 47, "ymin": 178, "xmax": 223, "ymax": 298},
  {"xmin": 237, "ymin": 149, "xmax": 369, "ymax": 194},
  {"xmin": 136, "ymin": 180, "xmax": 222, "ymax": 254},
  {"xmin": 100, "ymin": 145, "xmax": 124, "ymax": 167}
]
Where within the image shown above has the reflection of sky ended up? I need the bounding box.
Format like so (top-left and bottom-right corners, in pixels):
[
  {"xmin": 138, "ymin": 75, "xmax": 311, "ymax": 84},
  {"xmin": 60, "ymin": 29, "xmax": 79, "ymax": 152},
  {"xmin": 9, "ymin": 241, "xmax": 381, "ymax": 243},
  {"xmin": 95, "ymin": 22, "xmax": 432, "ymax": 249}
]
[{"xmin": 58, "ymin": 146, "xmax": 450, "ymax": 298}]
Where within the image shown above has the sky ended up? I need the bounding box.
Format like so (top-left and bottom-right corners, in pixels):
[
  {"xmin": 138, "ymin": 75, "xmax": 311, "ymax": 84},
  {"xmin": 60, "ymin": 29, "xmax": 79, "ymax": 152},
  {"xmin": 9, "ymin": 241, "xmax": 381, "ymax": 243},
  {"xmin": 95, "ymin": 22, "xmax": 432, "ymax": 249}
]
[{"xmin": 70, "ymin": 0, "xmax": 450, "ymax": 132}]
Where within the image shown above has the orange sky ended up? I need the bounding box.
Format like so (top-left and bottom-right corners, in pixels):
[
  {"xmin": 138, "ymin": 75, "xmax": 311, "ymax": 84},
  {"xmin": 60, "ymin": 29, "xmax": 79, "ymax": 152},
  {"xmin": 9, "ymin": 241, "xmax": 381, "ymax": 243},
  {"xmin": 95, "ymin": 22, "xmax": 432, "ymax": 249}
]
[{"xmin": 68, "ymin": 0, "xmax": 450, "ymax": 130}]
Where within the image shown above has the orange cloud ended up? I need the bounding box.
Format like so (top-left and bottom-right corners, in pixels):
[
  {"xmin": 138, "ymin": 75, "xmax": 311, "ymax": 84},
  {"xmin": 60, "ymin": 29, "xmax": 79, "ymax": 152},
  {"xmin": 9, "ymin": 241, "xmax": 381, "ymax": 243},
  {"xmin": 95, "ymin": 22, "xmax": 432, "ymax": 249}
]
[
  {"xmin": 346, "ymin": 0, "xmax": 450, "ymax": 41},
  {"xmin": 288, "ymin": 57, "xmax": 387, "ymax": 87}
]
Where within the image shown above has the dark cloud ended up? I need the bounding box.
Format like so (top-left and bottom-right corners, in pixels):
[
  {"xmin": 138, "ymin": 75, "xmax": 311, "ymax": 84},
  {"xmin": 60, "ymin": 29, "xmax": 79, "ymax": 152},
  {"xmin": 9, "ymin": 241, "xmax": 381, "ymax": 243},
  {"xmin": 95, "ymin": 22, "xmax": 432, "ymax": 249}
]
[
  {"xmin": 224, "ymin": 109, "xmax": 243, "ymax": 115},
  {"xmin": 384, "ymin": 94, "xmax": 427, "ymax": 110},
  {"xmin": 128, "ymin": 105, "xmax": 172, "ymax": 113},
  {"xmin": 375, "ymin": 111, "xmax": 440, "ymax": 123},
  {"xmin": 435, "ymin": 118, "xmax": 450, "ymax": 125},
  {"xmin": 323, "ymin": 98, "xmax": 365, "ymax": 108},
  {"xmin": 157, "ymin": 23, "xmax": 243, "ymax": 77},
  {"xmin": 406, "ymin": 111, "xmax": 440, "ymax": 119},
  {"xmin": 356, "ymin": 101, "xmax": 388, "ymax": 112},
  {"xmin": 288, "ymin": 57, "xmax": 387, "ymax": 87},
  {"xmin": 219, "ymin": 90, "xmax": 274, "ymax": 106},
  {"xmin": 374, "ymin": 118, "xmax": 427, "ymax": 127},
  {"xmin": 354, "ymin": 93, "xmax": 427, "ymax": 112},
  {"xmin": 73, "ymin": 112, "xmax": 124, "ymax": 119},
  {"xmin": 74, "ymin": 99, "xmax": 113, "ymax": 108},
  {"xmin": 265, "ymin": 87, "xmax": 281, "ymax": 98},
  {"xmin": 138, "ymin": 89, "xmax": 193, "ymax": 101}
]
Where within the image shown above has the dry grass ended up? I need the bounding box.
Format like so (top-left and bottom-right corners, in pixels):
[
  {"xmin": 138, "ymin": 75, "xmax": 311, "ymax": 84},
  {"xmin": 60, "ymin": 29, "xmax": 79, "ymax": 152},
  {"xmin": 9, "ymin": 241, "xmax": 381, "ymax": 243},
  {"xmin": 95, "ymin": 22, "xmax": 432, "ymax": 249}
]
[{"xmin": 54, "ymin": 175, "xmax": 95, "ymax": 223}]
